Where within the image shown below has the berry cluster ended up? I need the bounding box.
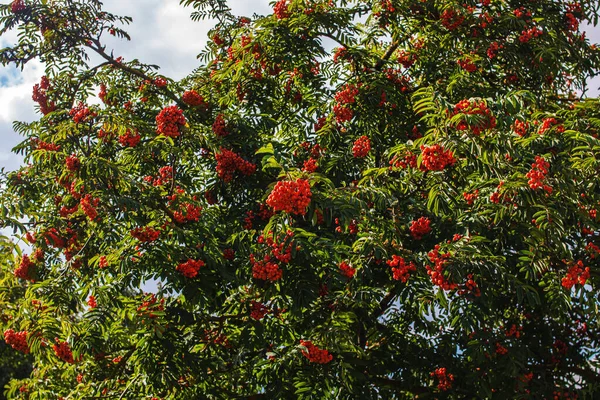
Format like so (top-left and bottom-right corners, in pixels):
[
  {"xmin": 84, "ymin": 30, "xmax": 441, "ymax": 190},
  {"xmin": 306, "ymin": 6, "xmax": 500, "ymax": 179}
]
[
  {"xmin": 118, "ymin": 129, "xmax": 141, "ymax": 147},
  {"xmin": 137, "ymin": 293, "xmax": 164, "ymax": 319},
  {"xmin": 156, "ymin": 105, "xmax": 186, "ymax": 138},
  {"xmin": 333, "ymin": 84, "xmax": 359, "ymax": 123},
  {"xmin": 87, "ymin": 295, "xmax": 97, "ymax": 309},
  {"xmin": 70, "ymin": 102, "xmax": 96, "ymax": 124},
  {"xmin": 273, "ymin": 0, "xmax": 291, "ymax": 19},
  {"xmin": 53, "ymin": 339, "xmax": 75, "ymax": 364},
  {"xmin": 495, "ymin": 342, "xmax": 509, "ymax": 355},
  {"xmin": 386, "ymin": 255, "xmax": 417, "ymax": 282},
  {"xmin": 250, "ymin": 254, "xmax": 283, "ymax": 281},
  {"xmin": 457, "ymin": 58, "xmax": 476, "ymax": 72},
  {"xmin": 302, "ymin": 157, "xmax": 318, "ymax": 172},
  {"xmin": 222, "ymin": 248, "xmax": 235, "ymax": 260},
  {"xmin": 458, "ymin": 274, "xmax": 481, "ymax": 297},
  {"xmin": 266, "ymin": 179, "xmax": 311, "ymax": 216},
  {"xmin": 176, "ymin": 259, "xmax": 205, "ymax": 278},
  {"xmin": 561, "ymin": 260, "xmax": 590, "ymax": 290},
  {"xmin": 462, "ymin": 190, "xmax": 479, "ymax": 205},
  {"xmin": 519, "ymin": 27, "xmax": 543, "ymax": 43},
  {"xmin": 32, "ymin": 76, "xmax": 55, "ymax": 115},
  {"xmin": 420, "ymin": 144, "xmax": 456, "ymax": 171},
  {"xmin": 250, "ymin": 301, "xmax": 269, "ymax": 320},
  {"xmin": 99, "ymin": 83, "xmax": 108, "ymax": 104},
  {"xmin": 526, "ymin": 156, "xmax": 552, "ymax": 193},
  {"xmin": 512, "ymin": 119, "xmax": 529, "ymax": 137},
  {"xmin": 440, "ymin": 8, "xmax": 464, "ymax": 30},
  {"xmin": 215, "ymin": 148, "xmax": 256, "ymax": 182},
  {"xmin": 300, "ymin": 340, "xmax": 333, "ymax": 364},
  {"xmin": 538, "ymin": 117, "xmax": 564, "ymax": 135},
  {"xmin": 131, "ymin": 226, "xmax": 160, "ymax": 242},
  {"xmin": 352, "ymin": 135, "xmax": 371, "ymax": 158},
  {"xmin": 65, "ymin": 154, "xmax": 81, "ymax": 171},
  {"xmin": 182, "ymin": 90, "xmax": 207, "ymax": 108},
  {"xmin": 451, "ymin": 99, "xmax": 496, "ymax": 135},
  {"xmin": 487, "ymin": 41, "xmax": 501, "ymax": 59},
  {"xmin": 11, "ymin": 0, "xmax": 26, "ymax": 13},
  {"xmin": 172, "ymin": 202, "xmax": 202, "ymax": 224},
  {"xmin": 389, "ymin": 153, "xmax": 417, "ymax": 169},
  {"xmin": 4, "ymin": 329, "xmax": 30, "ymax": 353},
  {"xmin": 409, "ymin": 217, "xmax": 432, "ymax": 240},
  {"xmin": 15, "ymin": 254, "xmax": 35, "ymax": 281},
  {"xmin": 427, "ymin": 245, "xmax": 457, "ymax": 290},
  {"xmin": 397, "ymin": 50, "xmax": 415, "ymax": 68},
  {"xmin": 212, "ymin": 114, "xmax": 229, "ymax": 137},
  {"xmin": 431, "ymin": 367, "xmax": 454, "ymax": 391},
  {"xmin": 339, "ymin": 261, "xmax": 356, "ymax": 278},
  {"xmin": 80, "ymin": 194, "xmax": 99, "ymax": 221}
]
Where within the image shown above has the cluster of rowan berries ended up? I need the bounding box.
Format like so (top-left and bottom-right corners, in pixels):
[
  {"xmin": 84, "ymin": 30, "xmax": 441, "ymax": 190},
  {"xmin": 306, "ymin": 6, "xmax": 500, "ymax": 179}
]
[
  {"xmin": 266, "ymin": 179, "xmax": 311, "ymax": 215},
  {"xmin": 87, "ymin": 295, "xmax": 97, "ymax": 309},
  {"xmin": 243, "ymin": 204, "xmax": 273, "ymax": 230},
  {"xmin": 462, "ymin": 190, "xmax": 479, "ymax": 205},
  {"xmin": 118, "ymin": 129, "xmax": 141, "ymax": 147},
  {"xmin": 53, "ymin": 339, "xmax": 75, "ymax": 364},
  {"xmin": 495, "ymin": 342, "xmax": 509, "ymax": 355},
  {"xmin": 333, "ymin": 84, "xmax": 359, "ymax": 123},
  {"xmin": 137, "ymin": 294, "xmax": 164, "ymax": 319},
  {"xmin": 409, "ymin": 217, "xmax": 431, "ymax": 239},
  {"xmin": 339, "ymin": 261, "xmax": 356, "ymax": 278},
  {"xmin": 33, "ymin": 139, "xmax": 61, "ymax": 152},
  {"xmin": 15, "ymin": 254, "xmax": 35, "ymax": 281},
  {"xmin": 300, "ymin": 340, "xmax": 333, "ymax": 364},
  {"xmin": 561, "ymin": 260, "xmax": 590, "ymax": 289},
  {"xmin": 486, "ymin": 41, "xmax": 501, "ymax": 58},
  {"xmin": 80, "ymin": 194, "xmax": 99, "ymax": 221},
  {"xmin": 32, "ymin": 76, "xmax": 55, "ymax": 115},
  {"xmin": 302, "ymin": 158, "xmax": 318, "ymax": 172},
  {"xmin": 250, "ymin": 301, "xmax": 269, "ymax": 320},
  {"xmin": 389, "ymin": 152, "xmax": 417, "ymax": 170},
  {"xmin": 212, "ymin": 114, "xmax": 229, "ymax": 137},
  {"xmin": 273, "ymin": 0, "xmax": 291, "ymax": 19},
  {"xmin": 4, "ymin": 329, "xmax": 30, "ymax": 353},
  {"xmin": 250, "ymin": 254, "xmax": 283, "ymax": 281},
  {"xmin": 420, "ymin": 144, "xmax": 456, "ymax": 171},
  {"xmin": 352, "ymin": 135, "xmax": 371, "ymax": 158},
  {"xmin": 430, "ymin": 367, "xmax": 454, "ymax": 391},
  {"xmin": 70, "ymin": 102, "xmax": 96, "ymax": 124},
  {"xmin": 538, "ymin": 117, "xmax": 564, "ymax": 134},
  {"xmin": 526, "ymin": 156, "xmax": 552, "ymax": 193},
  {"xmin": 156, "ymin": 105, "xmax": 186, "ymax": 138},
  {"xmin": 176, "ymin": 259, "xmax": 205, "ymax": 278},
  {"xmin": 452, "ymin": 99, "xmax": 496, "ymax": 135},
  {"xmin": 519, "ymin": 27, "xmax": 543, "ymax": 43},
  {"xmin": 172, "ymin": 202, "xmax": 202, "ymax": 224},
  {"xmin": 182, "ymin": 90, "xmax": 207, "ymax": 108},
  {"xmin": 65, "ymin": 154, "xmax": 81, "ymax": 171},
  {"xmin": 215, "ymin": 148, "xmax": 256, "ymax": 182},
  {"xmin": 458, "ymin": 273, "xmax": 481, "ymax": 297},
  {"xmin": 512, "ymin": 119, "xmax": 529, "ymax": 137},
  {"xmin": 553, "ymin": 390, "xmax": 579, "ymax": 400},
  {"xmin": 504, "ymin": 324, "xmax": 523, "ymax": 338},
  {"xmin": 386, "ymin": 255, "xmax": 417, "ymax": 282},
  {"xmin": 440, "ymin": 8, "xmax": 464, "ymax": 30},
  {"xmin": 397, "ymin": 50, "xmax": 415, "ymax": 68},
  {"xmin": 457, "ymin": 58, "xmax": 477, "ymax": 72},
  {"xmin": 11, "ymin": 0, "xmax": 26, "ymax": 13},
  {"xmin": 513, "ymin": 7, "xmax": 531, "ymax": 19},
  {"xmin": 131, "ymin": 226, "xmax": 160, "ymax": 242},
  {"xmin": 427, "ymin": 245, "xmax": 458, "ymax": 290}
]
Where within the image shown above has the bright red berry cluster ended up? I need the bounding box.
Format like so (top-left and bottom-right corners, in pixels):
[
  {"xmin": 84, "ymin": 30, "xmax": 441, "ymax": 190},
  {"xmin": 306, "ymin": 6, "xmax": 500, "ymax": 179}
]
[
  {"xmin": 458, "ymin": 273, "xmax": 481, "ymax": 297},
  {"xmin": 65, "ymin": 154, "xmax": 81, "ymax": 171},
  {"xmin": 512, "ymin": 119, "xmax": 529, "ymax": 137},
  {"xmin": 130, "ymin": 226, "xmax": 160, "ymax": 242},
  {"xmin": 302, "ymin": 157, "xmax": 318, "ymax": 172},
  {"xmin": 70, "ymin": 102, "xmax": 96, "ymax": 124},
  {"xmin": 156, "ymin": 105, "xmax": 186, "ymax": 138},
  {"xmin": 538, "ymin": 117, "xmax": 564, "ymax": 135},
  {"xmin": 427, "ymin": 245, "xmax": 458, "ymax": 290},
  {"xmin": 273, "ymin": 0, "xmax": 291, "ymax": 19},
  {"xmin": 87, "ymin": 295, "xmax": 97, "ymax": 309},
  {"xmin": 452, "ymin": 99, "xmax": 496, "ymax": 135},
  {"xmin": 440, "ymin": 8, "xmax": 464, "ymax": 30},
  {"xmin": 462, "ymin": 190, "xmax": 479, "ymax": 205},
  {"xmin": 266, "ymin": 179, "xmax": 311, "ymax": 216},
  {"xmin": 457, "ymin": 58, "xmax": 477, "ymax": 72},
  {"xmin": 519, "ymin": 27, "xmax": 543, "ymax": 42},
  {"xmin": 526, "ymin": 156, "xmax": 552, "ymax": 193},
  {"xmin": 250, "ymin": 301, "xmax": 269, "ymax": 320},
  {"xmin": 172, "ymin": 202, "xmax": 202, "ymax": 224},
  {"xmin": 409, "ymin": 217, "xmax": 432, "ymax": 240},
  {"xmin": 182, "ymin": 90, "xmax": 207, "ymax": 108},
  {"xmin": 333, "ymin": 84, "xmax": 359, "ymax": 123},
  {"xmin": 352, "ymin": 135, "xmax": 371, "ymax": 158},
  {"xmin": 32, "ymin": 76, "xmax": 55, "ymax": 115},
  {"xmin": 389, "ymin": 152, "xmax": 417, "ymax": 169},
  {"xmin": 80, "ymin": 194, "xmax": 99, "ymax": 221},
  {"xmin": 118, "ymin": 129, "xmax": 141, "ymax": 147},
  {"xmin": 53, "ymin": 339, "xmax": 75, "ymax": 364},
  {"xmin": 397, "ymin": 50, "xmax": 415, "ymax": 68},
  {"xmin": 223, "ymin": 248, "xmax": 235, "ymax": 260},
  {"xmin": 386, "ymin": 255, "xmax": 416, "ymax": 282},
  {"xmin": 137, "ymin": 293, "xmax": 165, "ymax": 319},
  {"xmin": 430, "ymin": 367, "xmax": 454, "ymax": 391},
  {"xmin": 215, "ymin": 148, "xmax": 256, "ymax": 182},
  {"xmin": 14, "ymin": 254, "xmax": 35, "ymax": 281},
  {"xmin": 561, "ymin": 260, "xmax": 590, "ymax": 289},
  {"xmin": 300, "ymin": 340, "xmax": 333, "ymax": 364},
  {"xmin": 212, "ymin": 114, "xmax": 229, "ymax": 137},
  {"xmin": 4, "ymin": 329, "xmax": 30, "ymax": 354},
  {"xmin": 487, "ymin": 41, "xmax": 500, "ymax": 58},
  {"xmin": 176, "ymin": 259, "xmax": 205, "ymax": 278},
  {"xmin": 11, "ymin": 0, "xmax": 26, "ymax": 13},
  {"xmin": 339, "ymin": 261, "xmax": 356, "ymax": 278},
  {"xmin": 420, "ymin": 144, "xmax": 456, "ymax": 171},
  {"xmin": 250, "ymin": 254, "xmax": 283, "ymax": 281}
]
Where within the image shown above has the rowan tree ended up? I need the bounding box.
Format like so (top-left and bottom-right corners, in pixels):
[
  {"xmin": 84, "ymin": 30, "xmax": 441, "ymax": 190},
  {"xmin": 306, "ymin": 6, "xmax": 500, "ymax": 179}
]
[{"xmin": 0, "ymin": 0, "xmax": 599, "ymax": 398}]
